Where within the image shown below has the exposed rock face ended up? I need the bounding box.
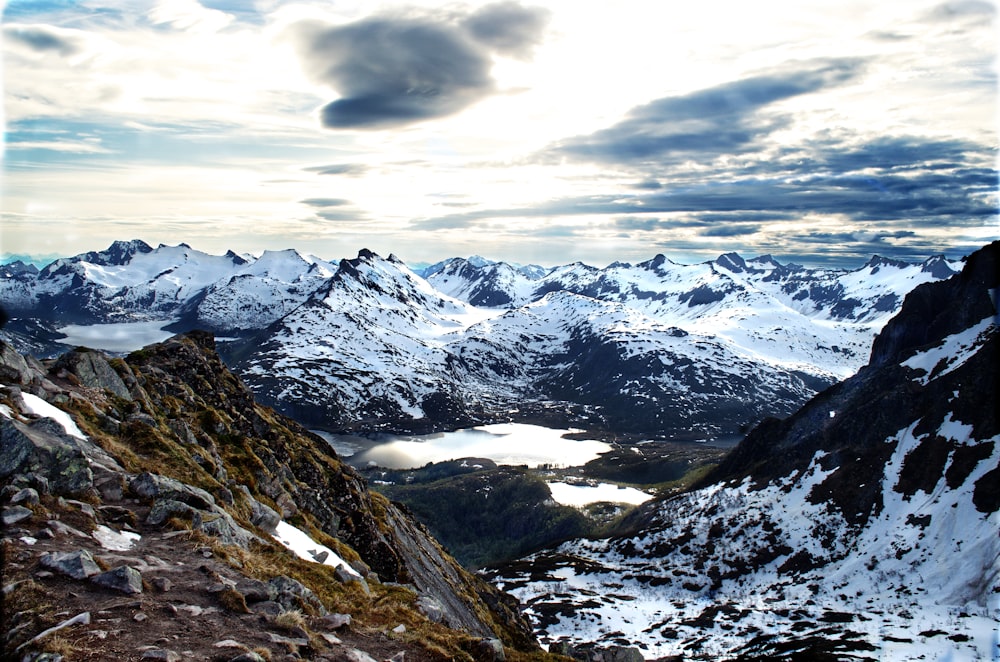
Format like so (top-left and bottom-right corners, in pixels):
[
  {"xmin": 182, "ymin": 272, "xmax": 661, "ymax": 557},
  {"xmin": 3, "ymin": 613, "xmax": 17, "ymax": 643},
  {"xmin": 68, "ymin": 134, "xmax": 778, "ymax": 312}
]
[{"xmin": 0, "ymin": 330, "xmax": 537, "ymax": 660}]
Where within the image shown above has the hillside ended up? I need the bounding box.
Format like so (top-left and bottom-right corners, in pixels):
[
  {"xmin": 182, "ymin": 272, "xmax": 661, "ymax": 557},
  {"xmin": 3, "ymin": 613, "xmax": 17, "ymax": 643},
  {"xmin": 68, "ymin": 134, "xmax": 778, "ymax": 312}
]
[
  {"xmin": 0, "ymin": 332, "xmax": 547, "ymax": 661},
  {"xmin": 489, "ymin": 241, "xmax": 999, "ymax": 660}
]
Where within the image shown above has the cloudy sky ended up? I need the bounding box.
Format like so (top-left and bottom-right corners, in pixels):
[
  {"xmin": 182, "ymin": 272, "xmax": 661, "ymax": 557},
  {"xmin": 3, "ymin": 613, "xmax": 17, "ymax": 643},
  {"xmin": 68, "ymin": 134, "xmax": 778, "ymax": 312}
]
[{"xmin": 1, "ymin": 0, "xmax": 997, "ymax": 268}]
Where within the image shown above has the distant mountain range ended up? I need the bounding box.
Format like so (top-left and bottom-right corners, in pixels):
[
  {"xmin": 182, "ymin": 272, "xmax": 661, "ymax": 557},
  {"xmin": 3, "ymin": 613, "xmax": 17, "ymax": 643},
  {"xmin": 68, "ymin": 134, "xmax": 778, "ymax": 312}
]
[
  {"xmin": 0, "ymin": 239, "xmax": 963, "ymax": 437},
  {"xmin": 489, "ymin": 240, "xmax": 999, "ymax": 660}
]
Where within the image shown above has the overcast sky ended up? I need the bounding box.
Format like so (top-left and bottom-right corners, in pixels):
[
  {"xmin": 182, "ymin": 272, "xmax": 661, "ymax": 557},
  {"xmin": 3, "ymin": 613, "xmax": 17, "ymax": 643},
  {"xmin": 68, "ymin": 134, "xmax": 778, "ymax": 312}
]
[{"xmin": 1, "ymin": 0, "xmax": 997, "ymax": 268}]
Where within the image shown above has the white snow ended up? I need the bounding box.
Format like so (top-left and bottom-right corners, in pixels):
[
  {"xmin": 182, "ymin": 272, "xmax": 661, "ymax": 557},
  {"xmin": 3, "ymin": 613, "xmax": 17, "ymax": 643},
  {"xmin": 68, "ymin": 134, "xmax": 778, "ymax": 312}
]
[
  {"xmin": 0, "ymin": 404, "xmax": 12, "ymax": 418},
  {"xmin": 92, "ymin": 524, "xmax": 140, "ymax": 551},
  {"xmin": 546, "ymin": 481, "xmax": 653, "ymax": 506},
  {"xmin": 271, "ymin": 520, "xmax": 361, "ymax": 578},
  {"xmin": 902, "ymin": 316, "xmax": 996, "ymax": 384},
  {"xmin": 20, "ymin": 393, "xmax": 86, "ymax": 439}
]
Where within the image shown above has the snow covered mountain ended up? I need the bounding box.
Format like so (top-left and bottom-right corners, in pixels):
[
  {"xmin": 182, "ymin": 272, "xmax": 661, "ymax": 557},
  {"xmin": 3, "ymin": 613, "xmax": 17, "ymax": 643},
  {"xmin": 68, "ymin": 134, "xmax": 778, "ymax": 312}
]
[
  {"xmin": 0, "ymin": 240, "xmax": 337, "ymax": 331},
  {"xmin": 1, "ymin": 240, "xmax": 963, "ymax": 436},
  {"xmin": 489, "ymin": 241, "xmax": 1000, "ymax": 660},
  {"xmin": 231, "ymin": 248, "xmax": 958, "ymax": 436}
]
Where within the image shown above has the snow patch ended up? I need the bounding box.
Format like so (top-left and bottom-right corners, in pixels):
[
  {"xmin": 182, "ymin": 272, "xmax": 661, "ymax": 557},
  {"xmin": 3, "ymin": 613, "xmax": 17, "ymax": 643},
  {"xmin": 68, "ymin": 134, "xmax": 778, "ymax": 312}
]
[
  {"xmin": 271, "ymin": 521, "xmax": 361, "ymax": 578},
  {"xmin": 93, "ymin": 524, "xmax": 141, "ymax": 551},
  {"xmin": 902, "ymin": 316, "xmax": 995, "ymax": 384},
  {"xmin": 20, "ymin": 393, "xmax": 86, "ymax": 439}
]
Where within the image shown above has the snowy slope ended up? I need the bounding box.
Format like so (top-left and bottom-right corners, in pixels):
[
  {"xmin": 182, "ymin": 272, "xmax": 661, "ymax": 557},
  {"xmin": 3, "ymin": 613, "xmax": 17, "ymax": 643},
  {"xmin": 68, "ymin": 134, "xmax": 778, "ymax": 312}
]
[
  {"xmin": 192, "ymin": 249, "xmax": 337, "ymax": 331},
  {"xmin": 0, "ymin": 240, "xmax": 337, "ymax": 329},
  {"xmin": 235, "ymin": 250, "xmax": 507, "ymax": 429},
  {"xmin": 489, "ymin": 242, "xmax": 1000, "ymax": 660},
  {"xmin": 1, "ymin": 240, "xmax": 965, "ymax": 436},
  {"xmin": 429, "ymin": 252, "xmax": 959, "ymax": 381}
]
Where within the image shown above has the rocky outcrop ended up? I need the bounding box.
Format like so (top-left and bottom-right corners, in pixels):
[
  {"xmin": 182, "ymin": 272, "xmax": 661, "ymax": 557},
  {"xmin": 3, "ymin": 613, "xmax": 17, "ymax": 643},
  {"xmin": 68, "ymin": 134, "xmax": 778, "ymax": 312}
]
[{"xmin": 0, "ymin": 332, "xmax": 539, "ymax": 660}]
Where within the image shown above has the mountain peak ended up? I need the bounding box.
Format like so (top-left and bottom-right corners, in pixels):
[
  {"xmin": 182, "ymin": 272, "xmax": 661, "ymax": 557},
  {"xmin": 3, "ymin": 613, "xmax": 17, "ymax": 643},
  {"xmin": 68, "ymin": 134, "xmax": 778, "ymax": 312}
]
[
  {"xmin": 864, "ymin": 254, "xmax": 911, "ymax": 270},
  {"xmin": 79, "ymin": 239, "xmax": 154, "ymax": 266},
  {"xmin": 716, "ymin": 252, "xmax": 747, "ymax": 272}
]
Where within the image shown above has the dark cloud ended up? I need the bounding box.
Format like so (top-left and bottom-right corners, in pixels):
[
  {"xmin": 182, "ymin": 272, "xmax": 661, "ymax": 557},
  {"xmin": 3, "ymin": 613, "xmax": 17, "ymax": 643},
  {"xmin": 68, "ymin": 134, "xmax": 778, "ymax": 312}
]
[
  {"xmin": 700, "ymin": 224, "xmax": 763, "ymax": 237},
  {"xmin": 291, "ymin": 4, "xmax": 549, "ymax": 130},
  {"xmin": 3, "ymin": 25, "xmax": 82, "ymax": 56},
  {"xmin": 304, "ymin": 163, "xmax": 369, "ymax": 176},
  {"xmin": 315, "ymin": 209, "xmax": 367, "ymax": 222},
  {"xmin": 633, "ymin": 179, "xmax": 663, "ymax": 190},
  {"xmin": 461, "ymin": 1, "xmax": 550, "ymax": 59},
  {"xmin": 553, "ymin": 58, "xmax": 864, "ymax": 165},
  {"xmin": 415, "ymin": 131, "xmax": 996, "ymax": 243},
  {"xmin": 300, "ymin": 197, "xmax": 351, "ymax": 208}
]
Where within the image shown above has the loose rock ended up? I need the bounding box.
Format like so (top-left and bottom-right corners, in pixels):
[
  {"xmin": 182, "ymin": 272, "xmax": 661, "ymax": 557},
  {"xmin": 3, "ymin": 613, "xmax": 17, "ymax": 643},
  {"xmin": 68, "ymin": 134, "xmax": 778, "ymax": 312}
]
[
  {"xmin": 39, "ymin": 549, "xmax": 101, "ymax": 579},
  {"xmin": 91, "ymin": 566, "xmax": 143, "ymax": 595},
  {"xmin": 2, "ymin": 505, "xmax": 33, "ymax": 527}
]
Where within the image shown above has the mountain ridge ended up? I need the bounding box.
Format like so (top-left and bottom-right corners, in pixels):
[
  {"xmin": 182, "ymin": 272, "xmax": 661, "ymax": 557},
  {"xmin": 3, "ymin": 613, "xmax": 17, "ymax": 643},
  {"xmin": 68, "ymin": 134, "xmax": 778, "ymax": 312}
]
[
  {"xmin": 1, "ymin": 241, "xmax": 965, "ymax": 437},
  {"xmin": 490, "ymin": 240, "xmax": 1000, "ymax": 660}
]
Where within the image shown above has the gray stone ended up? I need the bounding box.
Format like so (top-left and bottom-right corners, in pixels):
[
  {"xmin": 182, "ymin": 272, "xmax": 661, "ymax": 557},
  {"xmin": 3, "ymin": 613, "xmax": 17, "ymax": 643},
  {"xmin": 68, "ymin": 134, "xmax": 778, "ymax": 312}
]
[
  {"xmin": 268, "ymin": 575, "xmax": 327, "ymax": 616},
  {"xmin": 39, "ymin": 550, "xmax": 101, "ymax": 579},
  {"xmin": 196, "ymin": 510, "xmax": 257, "ymax": 548},
  {"xmin": 227, "ymin": 654, "xmax": 267, "ymax": 662},
  {"xmin": 91, "ymin": 566, "xmax": 143, "ymax": 595},
  {"xmin": 140, "ymin": 650, "xmax": 180, "ymax": 662},
  {"xmin": 130, "ymin": 472, "xmax": 215, "ymax": 509},
  {"xmin": 251, "ymin": 600, "xmax": 283, "ymax": 616},
  {"xmin": 53, "ymin": 350, "xmax": 132, "ymax": 401},
  {"xmin": 342, "ymin": 650, "xmax": 378, "ymax": 662},
  {"xmin": 236, "ymin": 578, "xmax": 275, "ymax": 602},
  {"xmin": 234, "ymin": 484, "xmax": 280, "ymax": 533},
  {"xmin": 151, "ymin": 577, "xmax": 172, "ymax": 592},
  {"xmin": 146, "ymin": 499, "xmax": 198, "ymax": 526},
  {"xmin": 47, "ymin": 519, "xmax": 89, "ymax": 538},
  {"xmin": 266, "ymin": 631, "xmax": 309, "ymax": 648},
  {"xmin": 0, "ymin": 343, "xmax": 35, "ymax": 385},
  {"xmin": 318, "ymin": 612, "xmax": 351, "ymax": 630},
  {"xmin": 416, "ymin": 595, "xmax": 445, "ymax": 624},
  {"xmin": 250, "ymin": 499, "xmax": 280, "ymax": 533},
  {"xmin": 0, "ymin": 417, "xmax": 93, "ymax": 496},
  {"xmin": 472, "ymin": 638, "xmax": 505, "ymax": 662},
  {"xmin": 11, "ymin": 487, "xmax": 40, "ymax": 505},
  {"xmin": 61, "ymin": 498, "xmax": 96, "ymax": 519},
  {"xmin": 2, "ymin": 505, "xmax": 33, "ymax": 527}
]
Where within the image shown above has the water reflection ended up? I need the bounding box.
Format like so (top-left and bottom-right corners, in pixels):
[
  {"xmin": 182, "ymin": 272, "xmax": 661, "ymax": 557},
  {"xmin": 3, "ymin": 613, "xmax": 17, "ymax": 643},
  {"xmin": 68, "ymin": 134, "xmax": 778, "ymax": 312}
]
[{"xmin": 314, "ymin": 423, "xmax": 612, "ymax": 469}]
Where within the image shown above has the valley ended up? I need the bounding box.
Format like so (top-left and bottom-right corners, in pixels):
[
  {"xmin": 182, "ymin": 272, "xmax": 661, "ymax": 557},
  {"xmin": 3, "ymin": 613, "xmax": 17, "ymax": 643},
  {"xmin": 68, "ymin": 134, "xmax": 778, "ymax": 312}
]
[{"xmin": 2, "ymin": 239, "xmax": 996, "ymax": 660}]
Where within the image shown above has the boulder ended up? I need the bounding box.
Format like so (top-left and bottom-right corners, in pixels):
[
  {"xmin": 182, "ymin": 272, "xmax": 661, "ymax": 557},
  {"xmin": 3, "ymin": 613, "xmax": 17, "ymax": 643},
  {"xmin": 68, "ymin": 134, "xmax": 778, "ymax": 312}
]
[
  {"xmin": 268, "ymin": 575, "xmax": 327, "ymax": 615},
  {"xmin": 91, "ymin": 566, "xmax": 143, "ymax": 595},
  {"xmin": 10, "ymin": 487, "xmax": 40, "ymax": 505},
  {"xmin": 130, "ymin": 472, "xmax": 215, "ymax": 509},
  {"xmin": 39, "ymin": 550, "xmax": 101, "ymax": 579},
  {"xmin": 52, "ymin": 350, "xmax": 132, "ymax": 401},
  {"xmin": 2, "ymin": 505, "xmax": 33, "ymax": 527},
  {"xmin": 1, "ymin": 417, "xmax": 93, "ymax": 496},
  {"xmin": 0, "ymin": 342, "xmax": 35, "ymax": 385}
]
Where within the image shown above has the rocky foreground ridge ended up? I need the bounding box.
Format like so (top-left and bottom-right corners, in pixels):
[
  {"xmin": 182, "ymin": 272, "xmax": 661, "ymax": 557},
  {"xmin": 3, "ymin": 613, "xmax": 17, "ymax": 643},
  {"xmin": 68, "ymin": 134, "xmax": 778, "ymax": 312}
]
[{"xmin": 0, "ymin": 331, "xmax": 553, "ymax": 661}]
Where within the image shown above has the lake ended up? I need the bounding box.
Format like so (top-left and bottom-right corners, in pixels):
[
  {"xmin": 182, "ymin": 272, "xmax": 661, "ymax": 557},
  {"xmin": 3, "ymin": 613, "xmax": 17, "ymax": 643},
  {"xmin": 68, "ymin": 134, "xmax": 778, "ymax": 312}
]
[
  {"xmin": 314, "ymin": 423, "xmax": 613, "ymax": 469},
  {"xmin": 57, "ymin": 320, "xmax": 176, "ymax": 353}
]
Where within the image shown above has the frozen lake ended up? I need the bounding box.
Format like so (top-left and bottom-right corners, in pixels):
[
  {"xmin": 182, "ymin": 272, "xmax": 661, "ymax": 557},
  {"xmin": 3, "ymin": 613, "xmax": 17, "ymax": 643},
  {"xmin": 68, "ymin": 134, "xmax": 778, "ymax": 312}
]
[
  {"xmin": 315, "ymin": 423, "xmax": 613, "ymax": 469},
  {"xmin": 58, "ymin": 320, "xmax": 175, "ymax": 353}
]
